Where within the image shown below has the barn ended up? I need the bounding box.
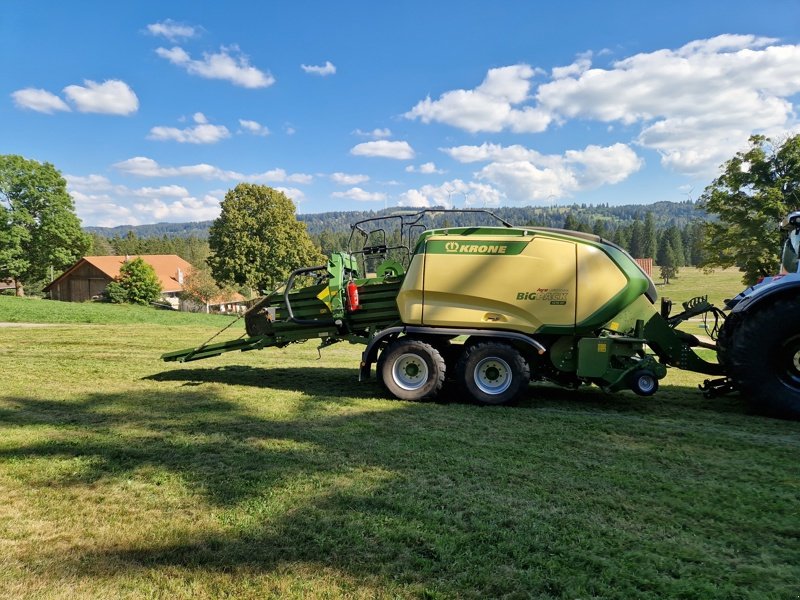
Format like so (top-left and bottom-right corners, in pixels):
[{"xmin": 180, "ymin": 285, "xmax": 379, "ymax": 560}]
[{"xmin": 44, "ymin": 255, "xmax": 192, "ymax": 304}]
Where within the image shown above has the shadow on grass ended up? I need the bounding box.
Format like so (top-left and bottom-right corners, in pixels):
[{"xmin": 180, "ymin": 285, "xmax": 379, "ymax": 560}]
[
  {"xmin": 2, "ymin": 385, "xmax": 795, "ymax": 597},
  {"xmin": 146, "ymin": 365, "xmax": 380, "ymax": 400},
  {"xmin": 147, "ymin": 365, "xmax": 755, "ymax": 420}
]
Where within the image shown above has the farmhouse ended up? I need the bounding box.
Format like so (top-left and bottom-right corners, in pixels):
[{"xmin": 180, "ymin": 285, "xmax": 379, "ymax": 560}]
[{"xmin": 44, "ymin": 255, "xmax": 192, "ymax": 304}]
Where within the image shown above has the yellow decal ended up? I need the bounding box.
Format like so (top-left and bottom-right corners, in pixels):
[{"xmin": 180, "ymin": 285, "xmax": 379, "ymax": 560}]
[
  {"xmin": 598, "ymin": 343, "xmax": 607, "ymax": 353},
  {"xmin": 609, "ymin": 322, "xmax": 620, "ymax": 331}
]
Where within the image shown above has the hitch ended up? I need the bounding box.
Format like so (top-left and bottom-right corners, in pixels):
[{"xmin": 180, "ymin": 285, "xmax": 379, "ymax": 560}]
[{"xmin": 699, "ymin": 377, "xmax": 738, "ymax": 398}]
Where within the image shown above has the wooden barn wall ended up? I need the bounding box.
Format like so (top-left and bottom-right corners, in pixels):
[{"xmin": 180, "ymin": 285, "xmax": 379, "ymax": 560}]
[{"xmin": 51, "ymin": 263, "xmax": 112, "ymax": 302}]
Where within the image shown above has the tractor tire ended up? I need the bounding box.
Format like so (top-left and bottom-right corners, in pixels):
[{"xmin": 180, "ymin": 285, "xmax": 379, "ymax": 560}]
[
  {"xmin": 378, "ymin": 338, "xmax": 446, "ymax": 401},
  {"xmin": 455, "ymin": 342, "xmax": 530, "ymax": 406},
  {"xmin": 728, "ymin": 297, "xmax": 800, "ymax": 419}
]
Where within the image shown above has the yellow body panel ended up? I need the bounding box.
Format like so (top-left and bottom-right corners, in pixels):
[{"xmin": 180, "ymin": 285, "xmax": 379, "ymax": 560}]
[
  {"xmin": 575, "ymin": 244, "xmax": 630, "ymax": 323},
  {"xmin": 396, "ymin": 235, "xmax": 579, "ymax": 333}
]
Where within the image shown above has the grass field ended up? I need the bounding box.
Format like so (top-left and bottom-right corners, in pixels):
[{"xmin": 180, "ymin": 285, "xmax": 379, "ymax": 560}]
[{"xmin": 1, "ymin": 275, "xmax": 798, "ymax": 599}]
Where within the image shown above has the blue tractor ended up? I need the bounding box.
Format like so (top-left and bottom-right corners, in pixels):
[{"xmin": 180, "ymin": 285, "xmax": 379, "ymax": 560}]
[{"xmin": 713, "ymin": 211, "xmax": 800, "ymax": 418}]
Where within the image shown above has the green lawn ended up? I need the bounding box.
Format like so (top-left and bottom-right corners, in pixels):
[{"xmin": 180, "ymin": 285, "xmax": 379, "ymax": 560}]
[{"xmin": 1, "ymin": 288, "xmax": 798, "ymax": 599}]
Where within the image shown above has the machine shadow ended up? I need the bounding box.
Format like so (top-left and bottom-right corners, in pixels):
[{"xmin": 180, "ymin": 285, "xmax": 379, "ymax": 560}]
[{"xmin": 146, "ymin": 365, "xmax": 381, "ymax": 400}]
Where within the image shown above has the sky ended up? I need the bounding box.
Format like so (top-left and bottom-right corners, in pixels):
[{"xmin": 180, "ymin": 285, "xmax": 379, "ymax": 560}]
[{"xmin": 2, "ymin": 1, "xmax": 800, "ymax": 227}]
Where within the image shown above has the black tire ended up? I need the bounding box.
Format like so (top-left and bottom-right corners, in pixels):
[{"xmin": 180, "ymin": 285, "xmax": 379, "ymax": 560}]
[
  {"xmin": 378, "ymin": 339, "xmax": 446, "ymax": 401},
  {"xmin": 628, "ymin": 370, "xmax": 659, "ymax": 397},
  {"xmin": 455, "ymin": 342, "xmax": 530, "ymax": 406},
  {"xmin": 728, "ymin": 297, "xmax": 800, "ymax": 419}
]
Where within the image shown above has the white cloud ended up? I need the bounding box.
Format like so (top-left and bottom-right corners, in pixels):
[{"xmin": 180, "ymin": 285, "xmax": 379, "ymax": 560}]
[
  {"xmin": 405, "ymin": 162, "xmax": 444, "ymax": 174},
  {"xmin": 133, "ymin": 195, "xmax": 222, "ymax": 222},
  {"xmin": 148, "ymin": 113, "xmax": 230, "ymax": 144},
  {"xmin": 156, "ymin": 45, "xmax": 274, "ymax": 88},
  {"xmin": 65, "ymin": 174, "xmax": 114, "ymax": 192},
  {"xmin": 301, "ymin": 61, "xmax": 336, "ymax": 76},
  {"xmin": 331, "ymin": 187, "xmax": 386, "ymax": 202},
  {"xmin": 238, "ymin": 118, "xmax": 270, "ymax": 136},
  {"xmin": 407, "ymin": 35, "xmax": 800, "ymax": 174},
  {"xmin": 62, "ymin": 79, "xmax": 139, "ymax": 115},
  {"xmin": 131, "ymin": 185, "xmax": 191, "ymax": 198},
  {"xmin": 275, "ymin": 187, "xmax": 306, "ymax": 203},
  {"xmin": 112, "ymin": 156, "xmax": 312, "ymax": 184},
  {"xmin": 536, "ymin": 34, "xmax": 800, "ymax": 173},
  {"xmin": 145, "ymin": 19, "xmax": 198, "ymax": 42},
  {"xmin": 11, "ymin": 88, "xmax": 71, "ymax": 113},
  {"xmin": 353, "ymin": 128, "xmax": 392, "ymax": 138},
  {"xmin": 350, "ymin": 140, "xmax": 415, "ymax": 160},
  {"xmin": 470, "ymin": 143, "xmax": 642, "ymax": 202},
  {"xmin": 398, "ymin": 179, "xmax": 505, "ymax": 208},
  {"xmin": 441, "ymin": 142, "xmax": 642, "ymax": 201},
  {"xmin": 405, "ymin": 64, "xmax": 552, "ymax": 133},
  {"xmin": 331, "ymin": 172, "xmax": 369, "ymax": 185}
]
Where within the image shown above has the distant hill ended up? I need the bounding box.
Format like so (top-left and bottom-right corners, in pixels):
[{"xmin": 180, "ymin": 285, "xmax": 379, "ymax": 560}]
[{"xmin": 85, "ymin": 201, "xmax": 710, "ymax": 238}]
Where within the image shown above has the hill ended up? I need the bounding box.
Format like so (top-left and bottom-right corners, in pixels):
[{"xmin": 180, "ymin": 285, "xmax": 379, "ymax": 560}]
[{"xmin": 85, "ymin": 200, "xmax": 710, "ymax": 238}]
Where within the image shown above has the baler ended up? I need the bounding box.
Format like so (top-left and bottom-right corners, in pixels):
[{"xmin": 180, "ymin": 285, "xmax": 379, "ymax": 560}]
[{"xmin": 162, "ymin": 209, "xmax": 800, "ymax": 419}]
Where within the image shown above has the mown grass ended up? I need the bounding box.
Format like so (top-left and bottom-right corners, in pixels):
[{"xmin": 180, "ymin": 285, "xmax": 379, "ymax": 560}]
[
  {"xmin": 0, "ymin": 295, "xmax": 243, "ymax": 328},
  {"xmin": 1, "ymin": 286, "xmax": 799, "ymax": 599}
]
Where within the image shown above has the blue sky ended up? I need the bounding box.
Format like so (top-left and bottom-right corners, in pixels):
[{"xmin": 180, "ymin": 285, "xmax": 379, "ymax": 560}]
[{"xmin": 3, "ymin": 1, "xmax": 800, "ymax": 226}]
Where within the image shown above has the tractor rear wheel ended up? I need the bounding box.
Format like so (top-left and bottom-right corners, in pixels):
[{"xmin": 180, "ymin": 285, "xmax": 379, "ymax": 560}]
[
  {"xmin": 728, "ymin": 297, "xmax": 800, "ymax": 419},
  {"xmin": 378, "ymin": 338, "xmax": 446, "ymax": 401},
  {"xmin": 455, "ymin": 342, "xmax": 530, "ymax": 406}
]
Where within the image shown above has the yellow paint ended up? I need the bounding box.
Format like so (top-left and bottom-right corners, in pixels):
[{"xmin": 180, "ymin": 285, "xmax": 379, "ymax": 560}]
[
  {"xmin": 576, "ymin": 245, "xmax": 629, "ymax": 322},
  {"xmin": 397, "ymin": 234, "xmax": 577, "ymax": 332},
  {"xmin": 597, "ymin": 343, "xmax": 607, "ymax": 353}
]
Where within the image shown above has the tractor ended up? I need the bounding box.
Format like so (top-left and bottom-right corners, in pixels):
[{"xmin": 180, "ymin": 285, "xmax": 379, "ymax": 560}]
[{"xmin": 162, "ymin": 209, "xmax": 800, "ymax": 420}]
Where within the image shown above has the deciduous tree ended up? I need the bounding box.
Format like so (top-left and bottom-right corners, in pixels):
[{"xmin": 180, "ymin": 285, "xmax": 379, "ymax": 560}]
[
  {"xmin": 208, "ymin": 184, "xmax": 323, "ymax": 291},
  {"xmin": 700, "ymin": 134, "xmax": 800, "ymax": 284},
  {"xmin": 0, "ymin": 155, "xmax": 91, "ymax": 295}
]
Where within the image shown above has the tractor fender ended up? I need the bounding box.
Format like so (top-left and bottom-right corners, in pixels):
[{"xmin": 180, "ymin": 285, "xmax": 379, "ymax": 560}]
[
  {"xmin": 359, "ymin": 325, "xmax": 546, "ymax": 381},
  {"xmin": 729, "ymin": 272, "xmax": 800, "ymax": 315}
]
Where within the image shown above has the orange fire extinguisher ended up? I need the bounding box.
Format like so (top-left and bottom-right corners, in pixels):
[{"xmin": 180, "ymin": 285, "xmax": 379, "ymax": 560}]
[{"xmin": 346, "ymin": 279, "xmax": 361, "ymax": 312}]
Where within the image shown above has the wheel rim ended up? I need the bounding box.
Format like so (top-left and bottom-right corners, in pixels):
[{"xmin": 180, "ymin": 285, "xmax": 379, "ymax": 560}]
[
  {"xmin": 474, "ymin": 357, "xmax": 512, "ymax": 395},
  {"xmin": 392, "ymin": 353, "xmax": 429, "ymax": 391},
  {"xmin": 778, "ymin": 334, "xmax": 800, "ymax": 388},
  {"xmin": 637, "ymin": 374, "xmax": 656, "ymax": 394}
]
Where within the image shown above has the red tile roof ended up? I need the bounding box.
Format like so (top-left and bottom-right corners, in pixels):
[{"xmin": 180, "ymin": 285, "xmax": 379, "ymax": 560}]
[{"xmin": 45, "ymin": 255, "xmax": 193, "ymax": 293}]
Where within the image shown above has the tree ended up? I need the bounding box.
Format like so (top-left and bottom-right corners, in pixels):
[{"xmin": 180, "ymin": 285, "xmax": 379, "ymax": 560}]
[
  {"xmin": 657, "ymin": 237, "xmax": 679, "ymax": 285},
  {"xmin": 700, "ymin": 134, "xmax": 800, "ymax": 285},
  {"xmin": 0, "ymin": 155, "xmax": 91, "ymax": 295},
  {"xmin": 180, "ymin": 267, "xmax": 233, "ymax": 312},
  {"xmin": 628, "ymin": 217, "xmax": 645, "ymax": 258},
  {"xmin": 208, "ymin": 184, "xmax": 324, "ymax": 291},
  {"xmin": 641, "ymin": 212, "xmax": 658, "ymax": 259},
  {"xmin": 108, "ymin": 258, "xmax": 162, "ymax": 305}
]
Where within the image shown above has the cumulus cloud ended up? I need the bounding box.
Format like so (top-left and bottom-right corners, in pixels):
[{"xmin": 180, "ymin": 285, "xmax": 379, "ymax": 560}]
[
  {"xmin": 331, "ymin": 172, "xmax": 369, "ymax": 185},
  {"xmin": 148, "ymin": 112, "xmax": 230, "ymax": 144},
  {"xmin": 156, "ymin": 45, "xmax": 274, "ymax": 88},
  {"xmin": 350, "ymin": 140, "xmax": 415, "ymax": 160},
  {"xmin": 405, "ymin": 64, "xmax": 551, "ymax": 133},
  {"xmin": 11, "ymin": 88, "xmax": 71, "ymax": 113},
  {"xmin": 408, "ymin": 35, "xmax": 800, "ymax": 174},
  {"xmin": 405, "ymin": 162, "xmax": 444, "ymax": 174},
  {"xmin": 133, "ymin": 195, "xmax": 222, "ymax": 222},
  {"xmin": 353, "ymin": 128, "xmax": 392, "ymax": 138},
  {"xmin": 62, "ymin": 79, "xmax": 139, "ymax": 115},
  {"xmin": 442, "ymin": 142, "xmax": 642, "ymax": 202},
  {"xmin": 145, "ymin": 19, "xmax": 198, "ymax": 41},
  {"xmin": 331, "ymin": 187, "xmax": 386, "ymax": 202},
  {"xmin": 66, "ymin": 174, "xmax": 219, "ymax": 226},
  {"xmin": 301, "ymin": 60, "xmax": 336, "ymax": 76},
  {"xmin": 238, "ymin": 118, "xmax": 270, "ymax": 136},
  {"xmin": 398, "ymin": 179, "xmax": 505, "ymax": 208},
  {"xmin": 112, "ymin": 156, "xmax": 312, "ymax": 184}
]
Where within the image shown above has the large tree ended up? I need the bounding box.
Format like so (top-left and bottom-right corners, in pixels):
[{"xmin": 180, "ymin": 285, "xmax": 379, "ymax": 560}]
[
  {"xmin": 0, "ymin": 155, "xmax": 91, "ymax": 295},
  {"xmin": 700, "ymin": 134, "xmax": 800, "ymax": 285},
  {"xmin": 208, "ymin": 184, "xmax": 323, "ymax": 291}
]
